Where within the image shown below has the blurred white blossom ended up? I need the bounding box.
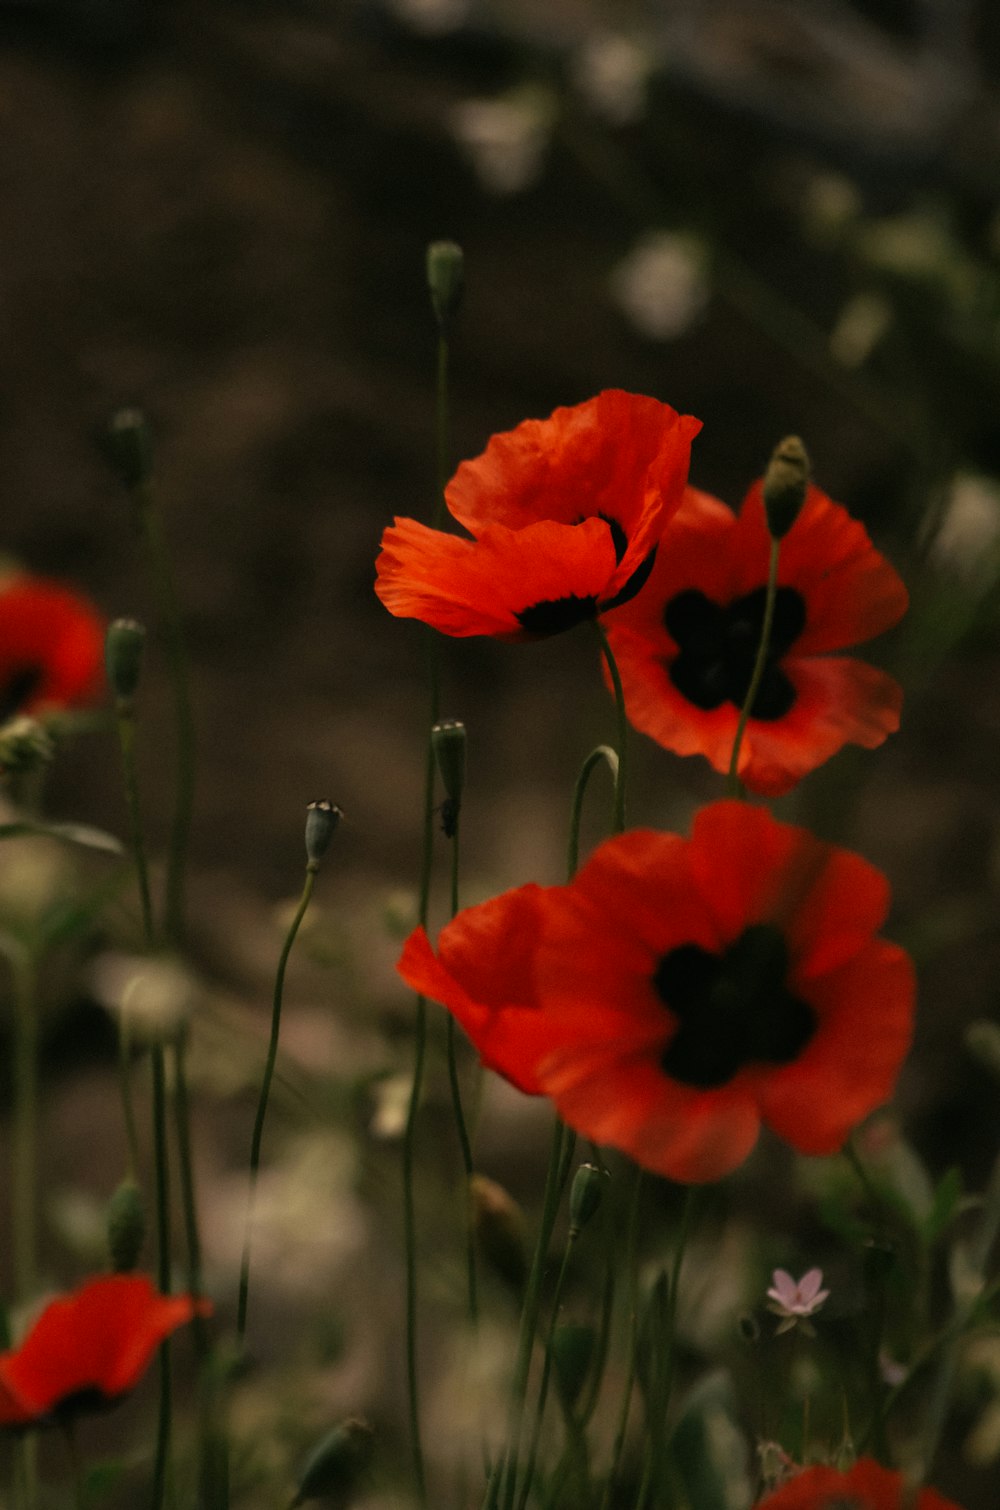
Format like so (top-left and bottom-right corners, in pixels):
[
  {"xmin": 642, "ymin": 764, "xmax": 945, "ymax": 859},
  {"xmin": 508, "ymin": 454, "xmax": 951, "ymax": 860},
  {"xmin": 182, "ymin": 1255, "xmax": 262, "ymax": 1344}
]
[
  {"xmin": 932, "ymin": 473, "xmax": 1000, "ymax": 584},
  {"xmin": 572, "ymin": 32, "xmax": 652, "ymax": 125},
  {"xmin": 91, "ymin": 951, "xmax": 201, "ymax": 1043},
  {"xmin": 388, "ymin": 0, "xmax": 471, "ymax": 34},
  {"xmin": 829, "ymin": 291, "xmax": 892, "ymax": 368},
  {"xmin": 451, "ymin": 87, "xmax": 555, "ymax": 195},
  {"xmin": 611, "ymin": 231, "xmax": 710, "ymax": 340}
]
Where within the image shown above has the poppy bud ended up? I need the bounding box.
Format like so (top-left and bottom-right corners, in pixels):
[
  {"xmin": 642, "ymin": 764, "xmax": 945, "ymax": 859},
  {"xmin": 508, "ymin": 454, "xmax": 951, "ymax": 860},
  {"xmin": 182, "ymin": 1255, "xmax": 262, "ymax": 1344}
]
[
  {"xmin": 470, "ymin": 1173, "xmax": 528, "ymax": 1293},
  {"xmin": 305, "ymin": 800, "xmax": 342, "ymax": 869},
  {"xmin": 105, "ymin": 618, "xmax": 146, "ymax": 703},
  {"xmin": 551, "ymin": 1323, "xmax": 595, "ymax": 1412},
  {"xmin": 103, "ymin": 407, "xmax": 154, "ymax": 490},
  {"xmin": 762, "ymin": 435, "xmax": 810, "ymax": 540},
  {"xmin": 568, "ymin": 1162, "xmax": 606, "ymax": 1239},
  {"xmin": 107, "ymin": 1178, "xmax": 146, "ymax": 1272},
  {"xmin": 432, "ymin": 719, "xmax": 466, "ymax": 803},
  {"xmin": 289, "ymin": 1417, "xmax": 374, "ymax": 1508},
  {"xmin": 0, "ymin": 716, "xmax": 55, "ymax": 776},
  {"xmin": 426, "ymin": 240, "xmax": 464, "ymax": 330}
]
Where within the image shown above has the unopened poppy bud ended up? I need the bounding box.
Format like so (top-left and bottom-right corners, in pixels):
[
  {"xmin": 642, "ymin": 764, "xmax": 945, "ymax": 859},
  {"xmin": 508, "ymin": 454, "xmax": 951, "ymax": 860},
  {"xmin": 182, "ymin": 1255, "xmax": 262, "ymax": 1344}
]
[
  {"xmin": 966, "ymin": 1020, "xmax": 1000, "ymax": 1082},
  {"xmin": 103, "ymin": 407, "xmax": 154, "ymax": 490},
  {"xmin": 305, "ymin": 800, "xmax": 342, "ymax": 869},
  {"xmin": 107, "ymin": 1178, "xmax": 146, "ymax": 1272},
  {"xmin": 0, "ymin": 716, "xmax": 55, "ymax": 776},
  {"xmin": 289, "ymin": 1417, "xmax": 374, "ymax": 1509},
  {"xmin": 432, "ymin": 719, "xmax": 466, "ymax": 804},
  {"xmin": 470, "ymin": 1173, "xmax": 528, "ymax": 1292},
  {"xmin": 762, "ymin": 435, "xmax": 810, "ymax": 540},
  {"xmin": 426, "ymin": 240, "xmax": 464, "ymax": 330},
  {"xmin": 105, "ymin": 618, "xmax": 146, "ymax": 703},
  {"xmin": 568, "ymin": 1162, "xmax": 606, "ymax": 1239},
  {"xmin": 551, "ymin": 1323, "xmax": 595, "ymax": 1412}
]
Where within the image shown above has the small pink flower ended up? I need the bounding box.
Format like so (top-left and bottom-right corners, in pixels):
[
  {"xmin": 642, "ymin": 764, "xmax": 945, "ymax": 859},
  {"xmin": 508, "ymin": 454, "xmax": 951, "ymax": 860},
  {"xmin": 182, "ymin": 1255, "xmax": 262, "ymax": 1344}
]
[{"xmin": 766, "ymin": 1268, "xmax": 829, "ymax": 1335}]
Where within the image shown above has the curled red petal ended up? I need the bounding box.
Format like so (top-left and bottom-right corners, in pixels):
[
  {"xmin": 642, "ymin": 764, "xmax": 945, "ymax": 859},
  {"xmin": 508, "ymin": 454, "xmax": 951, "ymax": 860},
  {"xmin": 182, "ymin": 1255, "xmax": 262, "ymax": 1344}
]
[{"xmin": 0, "ymin": 1275, "xmax": 210, "ymax": 1426}]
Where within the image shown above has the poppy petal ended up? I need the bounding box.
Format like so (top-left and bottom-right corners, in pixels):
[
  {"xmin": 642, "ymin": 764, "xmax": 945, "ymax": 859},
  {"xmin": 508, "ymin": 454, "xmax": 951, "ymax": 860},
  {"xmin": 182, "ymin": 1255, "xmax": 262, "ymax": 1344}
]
[
  {"xmin": 375, "ymin": 517, "xmax": 617, "ymax": 640},
  {"xmin": 756, "ymin": 1456, "xmax": 964, "ymax": 1510},
  {"xmin": 0, "ymin": 579, "xmax": 105, "ymax": 719}
]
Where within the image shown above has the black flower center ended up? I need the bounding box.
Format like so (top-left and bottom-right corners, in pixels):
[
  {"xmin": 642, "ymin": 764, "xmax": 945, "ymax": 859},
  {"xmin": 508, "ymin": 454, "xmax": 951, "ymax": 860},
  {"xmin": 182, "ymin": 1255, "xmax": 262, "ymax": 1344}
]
[
  {"xmin": 664, "ymin": 586, "xmax": 806, "ymax": 720},
  {"xmin": 515, "ymin": 594, "xmax": 599, "ymax": 636},
  {"xmin": 0, "ymin": 664, "xmax": 44, "ymax": 721},
  {"xmin": 654, "ymin": 924, "xmax": 815, "ymax": 1088}
]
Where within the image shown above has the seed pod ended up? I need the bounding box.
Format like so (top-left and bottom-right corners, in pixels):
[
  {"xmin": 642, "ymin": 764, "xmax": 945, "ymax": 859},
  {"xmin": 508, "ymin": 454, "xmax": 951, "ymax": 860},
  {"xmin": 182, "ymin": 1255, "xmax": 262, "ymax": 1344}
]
[
  {"xmin": 105, "ymin": 618, "xmax": 146, "ymax": 702},
  {"xmin": 762, "ymin": 435, "xmax": 810, "ymax": 540},
  {"xmin": 426, "ymin": 241, "xmax": 464, "ymax": 330},
  {"xmin": 103, "ymin": 407, "xmax": 154, "ymax": 490},
  {"xmin": 305, "ymin": 800, "xmax": 342, "ymax": 868}
]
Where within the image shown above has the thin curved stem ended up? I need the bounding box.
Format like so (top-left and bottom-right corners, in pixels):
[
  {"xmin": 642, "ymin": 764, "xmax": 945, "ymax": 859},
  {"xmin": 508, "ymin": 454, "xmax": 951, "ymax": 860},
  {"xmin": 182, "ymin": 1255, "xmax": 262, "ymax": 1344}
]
[
  {"xmin": 444, "ymin": 815, "xmax": 479, "ymax": 1330},
  {"xmin": 236, "ymin": 866, "xmax": 316, "ymax": 1344},
  {"xmin": 598, "ymin": 1169, "xmax": 645, "ymax": 1510},
  {"xmin": 151, "ymin": 1044, "xmax": 173, "ymax": 1510},
  {"xmin": 567, "ymin": 745, "xmax": 619, "ymax": 880},
  {"xmin": 727, "ymin": 537, "xmax": 780, "ymax": 792},
  {"xmin": 592, "ymin": 624, "xmax": 628, "ymax": 833}
]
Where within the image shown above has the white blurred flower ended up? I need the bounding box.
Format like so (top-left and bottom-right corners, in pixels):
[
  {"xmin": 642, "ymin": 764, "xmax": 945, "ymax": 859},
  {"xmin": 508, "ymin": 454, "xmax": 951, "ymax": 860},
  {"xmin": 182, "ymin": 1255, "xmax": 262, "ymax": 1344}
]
[
  {"xmin": 931, "ymin": 473, "xmax": 1000, "ymax": 584},
  {"xmin": 451, "ymin": 87, "xmax": 554, "ymax": 195},
  {"xmin": 91, "ymin": 952, "xmax": 201, "ymax": 1043},
  {"xmin": 611, "ymin": 231, "xmax": 710, "ymax": 340},
  {"xmin": 829, "ymin": 291, "xmax": 893, "ymax": 368},
  {"xmin": 572, "ymin": 32, "xmax": 652, "ymax": 125},
  {"xmin": 766, "ymin": 1267, "xmax": 829, "ymax": 1334},
  {"xmin": 388, "ymin": 0, "xmax": 470, "ymax": 34}
]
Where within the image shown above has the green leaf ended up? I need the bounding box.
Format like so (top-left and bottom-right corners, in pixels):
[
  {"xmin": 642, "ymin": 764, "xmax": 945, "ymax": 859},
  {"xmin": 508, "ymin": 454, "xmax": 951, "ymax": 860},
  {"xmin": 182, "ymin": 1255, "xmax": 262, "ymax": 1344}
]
[
  {"xmin": 0, "ymin": 820, "xmax": 123, "ymax": 855},
  {"xmin": 925, "ymin": 1167, "xmax": 964, "ymax": 1245}
]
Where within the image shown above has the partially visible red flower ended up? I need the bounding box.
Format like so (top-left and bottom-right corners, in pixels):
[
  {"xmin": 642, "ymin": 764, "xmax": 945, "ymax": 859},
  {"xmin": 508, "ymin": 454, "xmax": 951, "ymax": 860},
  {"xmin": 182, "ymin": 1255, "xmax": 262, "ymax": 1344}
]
[
  {"xmin": 0, "ymin": 1274, "xmax": 210, "ymax": 1429},
  {"xmin": 399, "ymin": 801, "xmax": 914, "ymax": 1184},
  {"xmin": 375, "ymin": 390, "xmax": 701, "ymax": 640},
  {"xmin": 603, "ymin": 482, "xmax": 908, "ymax": 794},
  {"xmin": 756, "ymin": 1457, "xmax": 963, "ymax": 1509},
  {"xmin": 0, "ymin": 577, "xmax": 105, "ymax": 721}
]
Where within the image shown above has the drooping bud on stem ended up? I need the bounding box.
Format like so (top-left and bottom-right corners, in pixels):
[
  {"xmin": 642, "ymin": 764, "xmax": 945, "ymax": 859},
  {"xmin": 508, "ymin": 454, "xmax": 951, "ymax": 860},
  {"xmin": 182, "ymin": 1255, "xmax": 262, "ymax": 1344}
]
[
  {"xmin": 470, "ymin": 1173, "xmax": 528, "ymax": 1293},
  {"xmin": 107, "ymin": 1178, "xmax": 146, "ymax": 1272},
  {"xmin": 305, "ymin": 800, "xmax": 342, "ymax": 870},
  {"xmin": 568, "ymin": 1162, "xmax": 606, "ymax": 1240},
  {"xmin": 289, "ymin": 1418, "xmax": 374, "ymax": 1509},
  {"xmin": 105, "ymin": 618, "xmax": 147, "ymax": 705},
  {"xmin": 426, "ymin": 240, "xmax": 464, "ymax": 331},
  {"xmin": 762, "ymin": 435, "xmax": 810, "ymax": 540},
  {"xmin": 103, "ymin": 407, "xmax": 154, "ymax": 492},
  {"xmin": 432, "ymin": 719, "xmax": 466, "ymax": 837}
]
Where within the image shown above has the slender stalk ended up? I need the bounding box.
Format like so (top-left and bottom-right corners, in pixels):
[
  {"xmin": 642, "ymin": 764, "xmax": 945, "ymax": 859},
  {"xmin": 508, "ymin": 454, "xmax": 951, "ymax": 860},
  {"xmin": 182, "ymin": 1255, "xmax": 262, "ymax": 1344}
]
[
  {"xmin": 516, "ymin": 1236, "xmax": 578, "ymax": 1510},
  {"xmin": 727, "ymin": 537, "xmax": 780, "ymax": 792},
  {"xmin": 646, "ymin": 1189, "xmax": 698, "ymax": 1503},
  {"xmin": 11, "ymin": 948, "xmax": 38, "ymax": 1312},
  {"xmin": 598, "ymin": 1169, "xmax": 645, "ymax": 1510},
  {"xmin": 566, "ymin": 746, "xmax": 618, "ymax": 880},
  {"xmin": 173, "ymin": 1037, "xmax": 207, "ymax": 1348},
  {"xmin": 444, "ymin": 814, "xmax": 479, "ymax": 1328},
  {"xmin": 112, "ymin": 698, "xmax": 151, "ymax": 1176},
  {"xmin": 495, "ymin": 1118, "xmax": 568, "ymax": 1510},
  {"xmin": 592, "ymin": 624, "xmax": 628, "ymax": 833},
  {"xmin": 133, "ymin": 480, "xmax": 195, "ymax": 945},
  {"xmin": 236, "ymin": 866, "xmax": 316, "ymax": 1343},
  {"xmin": 151, "ymin": 1043, "xmax": 173, "ymax": 1510}
]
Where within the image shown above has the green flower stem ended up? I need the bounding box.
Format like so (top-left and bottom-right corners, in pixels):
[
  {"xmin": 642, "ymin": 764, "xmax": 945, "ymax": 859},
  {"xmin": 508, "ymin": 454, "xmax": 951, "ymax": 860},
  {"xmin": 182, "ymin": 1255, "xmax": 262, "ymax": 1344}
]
[
  {"xmin": 592, "ymin": 624, "xmax": 628, "ymax": 833},
  {"xmin": 434, "ymin": 331, "xmax": 450, "ymax": 529},
  {"xmin": 919, "ymin": 1147, "xmax": 1000, "ymax": 1482},
  {"xmin": 496, "ymin": 1117, "xmax": 569, "ymax": 1510},
  {"xmin": 578, "ymin": 1157, "xmax": 617, "ymax": 1427},
  {"xmin": 567, "ymin": 746, "xmax": 619, "ymax": 880},
  {"xmin": 112, "ymin": 698, "xmax": 151, "ymax": 1177},
  {"xmin": 646, "ymin": 1188, "xmax": 698, "ymax": 1503},
  {"xmin": 515, "ymin": 1233, "xmax": 580, "ymax": 1510},
  {"xmin": 10, "ymin": 945, "xmax": 39, "ymax": 1510},
  {"xmin": 727, "ymin": 536, "xmax": 780, "ymax": 792},
  {"xmin": 172, "ymin": 1037, "xmax": 207, "ymax": 1349},
  {"xmin": 236, "ymin": 865, "xmax": 316, "ymax": 1345},
  {"xmin": 444, "ymin": 813, "xmax": 479, "ymax": 1330},
  {"xmin": 132, "ymin": 480, "xmax": 195, "ymax": 946},
  {"xmin": 11, "ymin": 947, "xmax": 38, "ymax": 1312},
  {"xmin": 598, "ymin": 1168, "xmax": 645, "ymax": 1510},
  {"xmin": 151, "ymin": 1042, "xmax": 173, "ymax": 1510}
]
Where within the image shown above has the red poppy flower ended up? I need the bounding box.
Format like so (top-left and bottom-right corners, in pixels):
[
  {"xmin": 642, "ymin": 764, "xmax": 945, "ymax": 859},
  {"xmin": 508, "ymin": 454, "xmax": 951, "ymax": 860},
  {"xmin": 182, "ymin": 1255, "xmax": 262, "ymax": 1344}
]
[
  {"xmin": 603, "ymin": 482, "xmax": 908, "ymax": 794},
  {"xmin": 0, "ymin": 1274, "xmax": 210, "ymax": 1428},
  {"xmin": 0, "ymin": 577, "xmax": 105, "ymax": 721},
  {"xmin": 399, "ymin": 801, "xmax": 914, "ymax": 1184},
  {"xmin": 375, "ymin": 390, "xmax": 701, "ymax": 640},
  {"xmin": 756, "ymin": 1457, "xmax": 963, "ymax": 1510}
]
